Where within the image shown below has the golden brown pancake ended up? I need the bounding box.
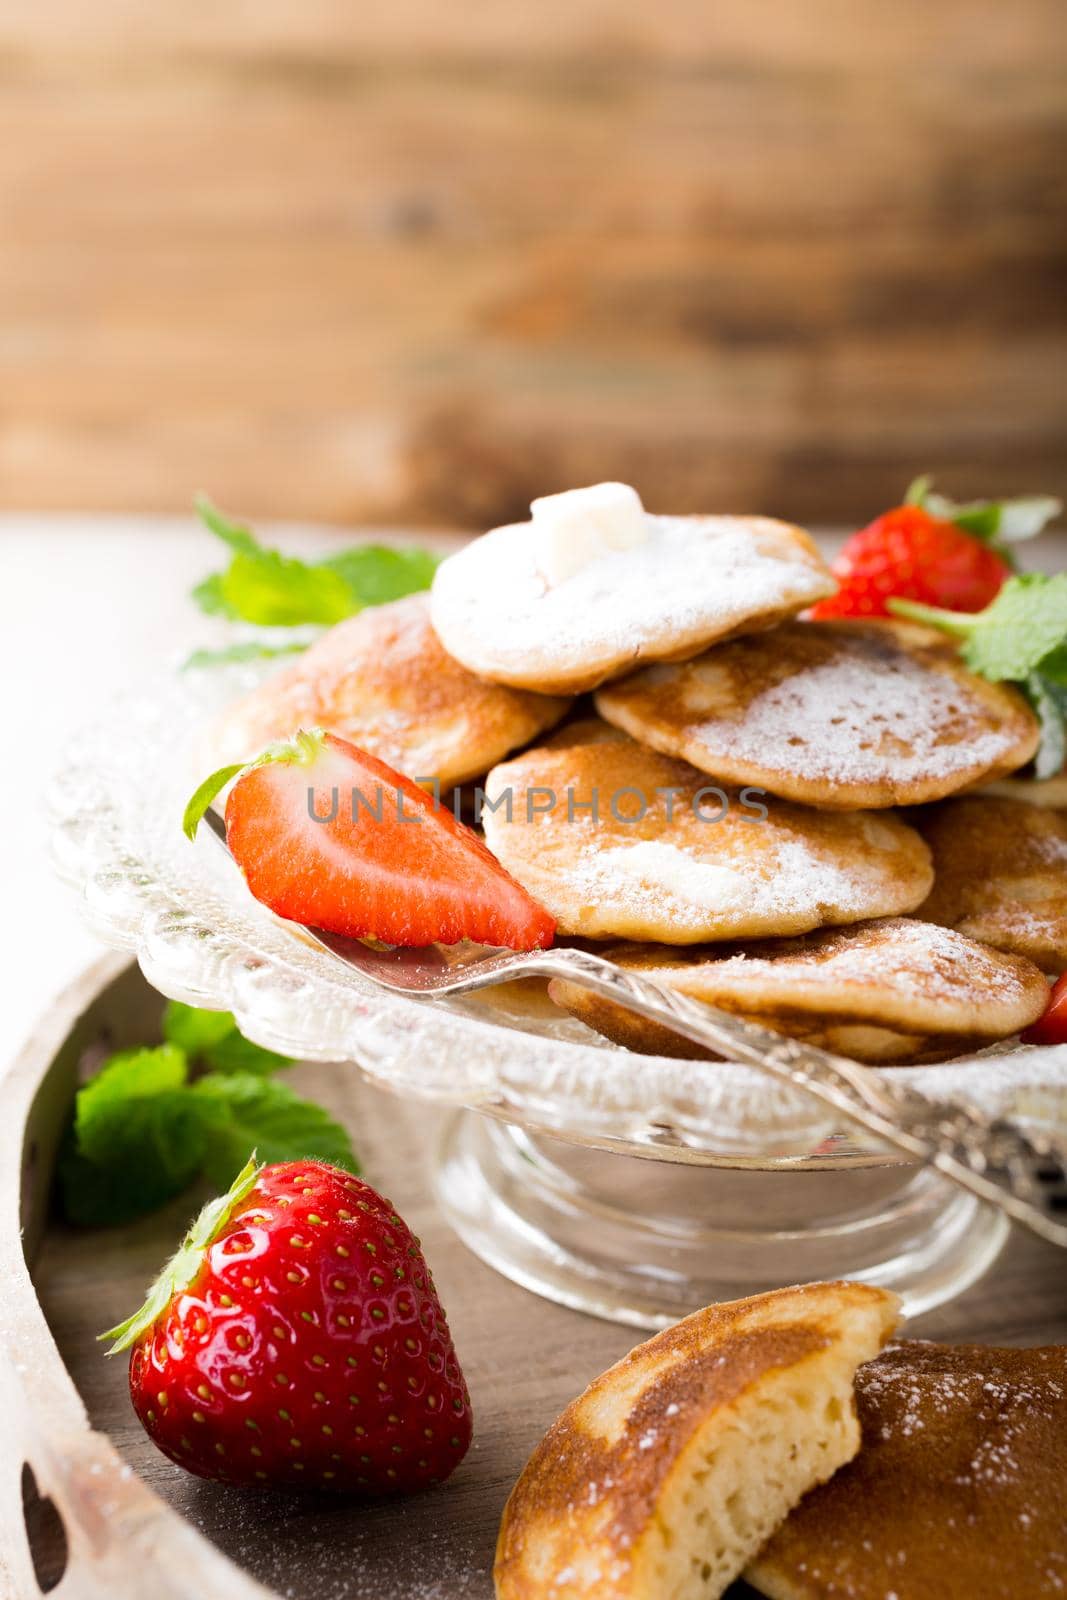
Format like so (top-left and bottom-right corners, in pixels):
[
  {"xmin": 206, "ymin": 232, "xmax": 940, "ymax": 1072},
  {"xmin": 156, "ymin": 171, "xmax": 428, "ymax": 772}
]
[
  {"xmin": 595, "ymin": 619, "xmax": 1039, "ymax": 810},
  {"xmin": 482, "ymin": 721, "xmax": 934, "ymax": 943},
  {"xmin": 494, "ymin": 1281, "xmax": 900, "ymax": 1600},
  {"xmin": 979, "ymin": 764, "xmax": 1067, "ymax": 809},
  {"xmin": 915, "ymin": 796, "xmax": 1067, "ymax": 973},
  {"xmin": 205, "ymin": 594, "xmax": 570, "ymax": 787},
  {"xmin": 747, "ymin": 1340, "xmax": 1067, "ymax": 1600},
  {"xmin": 431, "ymin": 514, "xmax": 835, "ymax": 694},
  {"xmin": 547, "ymin": 919, "xmax": 1050, "ymax": 1065}
]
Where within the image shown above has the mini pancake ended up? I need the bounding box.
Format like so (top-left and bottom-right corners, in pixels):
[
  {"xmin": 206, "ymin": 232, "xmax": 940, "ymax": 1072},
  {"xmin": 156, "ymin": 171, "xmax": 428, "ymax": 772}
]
[
  {"xmin": 431, "ymin": 512, "xmax": 834, "ymax": 695},
  {"xmin": 748, "ymin": 1340, "xmax": 1067, "ymax": 1600},
  {"xmin": 548, "ymin": 919, "xmax": 1050, "ymax": 1065},
  {"xmin": 494, "ymin": 1281, "xmax": 900, "ymax": 1600},
  {"xmin": 978, "ymin": 763, "xmax": 1067, "ymax": 809},
  {"xmin": 205, "ymin": 594, "xmax": 570, "ymax": 787},
  {"xmin": 915, "ymin": 796, "xmax": 1067, "ymax": 973},
  {"xmin": 595, "ymin": 619, "xmax": 1040, "ymax": 810},
  {"xmin": 481, "ymin": 721, "xmax": 933, "ymax": 943}
]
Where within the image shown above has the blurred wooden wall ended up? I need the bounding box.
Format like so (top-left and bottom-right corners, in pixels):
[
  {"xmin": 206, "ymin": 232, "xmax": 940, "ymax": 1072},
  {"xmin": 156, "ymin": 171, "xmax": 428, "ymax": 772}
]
[{"xmin": 1, "ymin": 1, "xmax": 1065, "ymax": 529}]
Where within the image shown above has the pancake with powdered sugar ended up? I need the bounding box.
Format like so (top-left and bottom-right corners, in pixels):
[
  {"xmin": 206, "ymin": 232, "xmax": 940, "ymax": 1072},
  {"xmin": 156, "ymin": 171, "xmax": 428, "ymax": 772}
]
[
  {"xmin": 205, "ymin": 594, "xmax": 571, "ymax": 788},
  {"xmin": 915, "ymin": 795, "xmax": 1067, "ymax": 972},
  {"xmin": 595, "ymin": 619, "xmax": 1039, "ymax": 810},
  {"xmin": 481, "ymin": 721, "xmax": 933, "ymax": 943},
  {"xmin": 547, "ymin": 918, "xmax": 1050, "ymax": 1065},
  {"xmin": 430, "ymin": 484, "xmax": 835, "ymax": 695}
]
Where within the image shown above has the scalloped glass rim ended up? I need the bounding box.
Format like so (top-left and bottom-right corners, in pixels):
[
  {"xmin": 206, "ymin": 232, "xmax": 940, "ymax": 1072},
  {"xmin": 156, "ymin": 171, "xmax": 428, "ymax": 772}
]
[{"xmin": 48, "ymin": 660, "xmax": 1067, "ymax": 1161}]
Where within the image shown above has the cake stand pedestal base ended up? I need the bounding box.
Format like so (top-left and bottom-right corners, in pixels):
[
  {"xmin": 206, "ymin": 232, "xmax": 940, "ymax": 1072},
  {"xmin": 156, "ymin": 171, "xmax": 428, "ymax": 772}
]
[{"xmin": 433, "ymin": 1111, "xmax": 1008, "ymax": 1330}]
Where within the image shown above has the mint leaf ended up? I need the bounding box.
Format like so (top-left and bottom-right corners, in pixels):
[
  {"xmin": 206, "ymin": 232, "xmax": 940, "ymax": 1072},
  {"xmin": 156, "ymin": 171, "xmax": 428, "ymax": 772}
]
[
  {"xmin": 162, "ymin": 1002, "xmax": 293, "ymax": 1076},
  {"xmin": 161, "ymin": 1003, "xmax": 233, "ymax": 1056},
  {"xmin": 905, "ymin": 476, "xmax": 1061, "ymax": 555},
  {"xmin": 63, "ymin": 1045, "xmax": 213, "ymax": 1224},
  {"xmin": 890, "ymin": 575, "xmax": 1067, "ymax": 780},
  {"xmin": 957, "ymin": 575, "xmax": 1067, "ymax": 682},
  {"xmin": 1029, "ymin": 675, "xmax": 1067, "ymax": 781},
  {"xmin": 891, "ymin": 575, "xmax": 1067, "ymax": 683},
  {"xmin": 322, "ymin": 545, "xmax": 440, "ymax": 606},
  {"xmin": 201, "ymin": 1032, "xmax": 294, "ymax": 1077},
  {"xmin": 182, "ymin": 639, "xmax": 311, "ymax": 672},
  {"xmin": 190, "ymin": 1074, "xmax": 358, "ymax": 1190},
  {"xmin": 192, "ymin": 496, "xmax": 439, "ymax": 627}
]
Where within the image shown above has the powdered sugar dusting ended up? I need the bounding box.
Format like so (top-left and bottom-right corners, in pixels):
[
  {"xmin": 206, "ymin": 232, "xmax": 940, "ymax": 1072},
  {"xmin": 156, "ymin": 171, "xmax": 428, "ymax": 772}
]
[
  {"xmin": 563, "ymin": 830, "xmax": 909, "ymax": 938},
  {"xmin": 432, "ymin": 514, "xmax": 832, "ymax": 685},
  {"xmin": 696, "ymin": 653, "xmax": 1016, "ymax": 784}
]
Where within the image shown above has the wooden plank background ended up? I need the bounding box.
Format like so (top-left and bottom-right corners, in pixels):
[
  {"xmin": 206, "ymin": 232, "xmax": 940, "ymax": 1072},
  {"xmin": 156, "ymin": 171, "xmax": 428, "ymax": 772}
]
[{"xmin": 0, "ymin": 0, "xmax": 1065, "ymax": 528}]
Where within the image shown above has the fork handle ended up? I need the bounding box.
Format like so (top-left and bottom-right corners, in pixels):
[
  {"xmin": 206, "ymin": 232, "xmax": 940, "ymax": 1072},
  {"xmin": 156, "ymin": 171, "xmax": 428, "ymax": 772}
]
[{"xmin": 529, "ymin": 947, "xmax": 1067, "ymax": 1250}]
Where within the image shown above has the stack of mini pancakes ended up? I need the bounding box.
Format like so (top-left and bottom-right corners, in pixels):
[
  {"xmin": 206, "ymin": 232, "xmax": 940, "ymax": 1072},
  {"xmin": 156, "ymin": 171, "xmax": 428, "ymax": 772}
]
[{"xmin": 209, "ymin": 487, "xmax": 1066, "ymax": 1066}]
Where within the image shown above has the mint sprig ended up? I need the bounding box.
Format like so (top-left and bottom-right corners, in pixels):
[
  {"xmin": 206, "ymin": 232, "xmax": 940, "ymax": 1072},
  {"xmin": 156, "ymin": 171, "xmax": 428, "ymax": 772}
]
[
  {"xmin": 890, "ymin": 574, "xmax": 1067, "ymax": 779},
  {"xmin": 192, "ymin": 496, "xmax": 439, "ymax": 628},
  {"xmin": 162, "ymin": 1001, "xmax": 292, "ymax": 1076},
  {"xmin": 904, "ymin": 476, "xmax": 1061, "ymax": 565},
  {"xmin": 59, "ymin": 1005, "xmax": 358, "ymax": 1229},
  {"xmin": 182, "ymin": 638, "xmax": 311, "ymax": 672}
]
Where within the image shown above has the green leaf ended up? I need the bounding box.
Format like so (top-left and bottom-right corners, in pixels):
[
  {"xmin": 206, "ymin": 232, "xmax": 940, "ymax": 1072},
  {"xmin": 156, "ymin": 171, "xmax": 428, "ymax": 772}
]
[
  {"xmin": 190, "ymin": 1074, "xmax": 358, "ymax": 1191},
  {"xmin": 190, "ymin": 571, "xmax": 237, "ymax": 619},
  {"xmin": 1028, "ymin": 675, "xmax": 1067, "ymax": 781},
  {"xmin": 182, "ymin": 726, "xmax": 327, "ymax": 840},
  {"xmin": 322, "ymin": 545, "xmax": 440, "ymax": 607},
  {"xmin": 58, "ymin": 1128, "xmax": 191, "ymax": 1228},
  {"xmin": 218, "ymin": 550, "xmax": 354, "ymax": 627},
  {"xmin": 161, "ymin": 1002, "xmax": 234, "ymax": 1056},
  {"xmin": 891, "ymin": 575, "xmax": 1067, "ymax": 683},
  {"xmin": 181, "ymin": 638, "xmax": 310, "ymax": 672},
  {"xmin": 194, "ymin": 494, "xmax": 263, "ymax": 556},
  {"xmin": 100, "ymin": 1156, "xmax": 262, "ymax": 1353},
  {"xmin": 181, "ymin": 761, "xmax": 247, "ymax": 840},
  {"xmin": 191, "ymin": 495, "xmax": 439, "ymax": 627},
  {"xmin": 163, "ymin": 1001, "xmax": 294, "ymax": 1076},
  {"xmin": 66, "ymin": 1045, "xmax": 213, "ymax": 1225},
  {"xmin": 958, "ymin": 575, "xmax": 1067, "ymax": 682},
  {"xmin": 904, "ymin": 476, "xmax": 1061, "ymax": 558}
]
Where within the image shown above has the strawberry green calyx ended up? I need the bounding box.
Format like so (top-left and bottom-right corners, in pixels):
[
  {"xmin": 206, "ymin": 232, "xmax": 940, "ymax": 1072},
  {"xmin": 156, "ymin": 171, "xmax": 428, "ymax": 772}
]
[
  {"xmin": 181, "ymin": 726, "xmax": 328, "ymax": 840},
  {"xmin": 100, "ymin": 1155, "xmax": 262, "ymax": 1354},
  {"xmin": 904, "ymin": 475, "xmax": 1061, "ymax": 562}
]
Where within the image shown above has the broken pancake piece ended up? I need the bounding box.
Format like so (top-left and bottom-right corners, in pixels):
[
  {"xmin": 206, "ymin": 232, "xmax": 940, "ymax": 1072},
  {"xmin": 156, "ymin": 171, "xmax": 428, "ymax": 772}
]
[
  {"xmin": 482, "ymin": 722, "xmax": 933, "ymax": 942},
  {"xmin": 748, "ymin": 1340, "xmax": 1067, "ymax": 1600},
  {"xmin": 430, "ymin": 483, "xmax": 835, "ymax": 694},
  {"xmin": 595, "ymin": 619, "xmax": 1039, "ymax": 810},
  {"xmin": 205, "ymin": 593, "xmax": 570, "ymax": 787},
  {"xmin": 548, "ymin": 919, "xmax": 1050, "ymax": 1065},
  {"xmin": 494, "ymin": 1281, "xmax": 900, "ymax": 1600},
  {"xmin": 915, "ymin": 796, "xmax": 1067, "ymax": 973}
]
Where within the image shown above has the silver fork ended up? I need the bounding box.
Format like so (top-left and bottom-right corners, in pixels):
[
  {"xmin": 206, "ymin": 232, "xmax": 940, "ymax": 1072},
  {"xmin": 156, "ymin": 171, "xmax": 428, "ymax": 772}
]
[{"xmin": 202, "ymin": 808, "xmax": 1067, "ymax": 1248}]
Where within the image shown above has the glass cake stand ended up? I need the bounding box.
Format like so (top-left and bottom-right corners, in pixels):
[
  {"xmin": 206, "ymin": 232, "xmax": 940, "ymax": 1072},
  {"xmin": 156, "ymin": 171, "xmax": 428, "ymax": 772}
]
[{"xmin": 49, "ymin": 663, "xmax": 1067, "ymax": 1328}]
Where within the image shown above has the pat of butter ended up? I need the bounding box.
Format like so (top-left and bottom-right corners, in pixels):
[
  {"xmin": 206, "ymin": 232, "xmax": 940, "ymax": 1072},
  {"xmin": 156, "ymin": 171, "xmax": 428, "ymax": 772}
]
[{"xmin": 531, "ymin": 482, "xmax": 648, "ymax": 585}]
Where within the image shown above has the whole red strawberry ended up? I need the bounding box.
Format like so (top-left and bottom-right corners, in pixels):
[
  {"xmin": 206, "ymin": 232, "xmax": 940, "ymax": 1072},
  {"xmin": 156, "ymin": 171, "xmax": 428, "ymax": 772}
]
[
  {"xmin": 103, "ymin": 1158, "xmax": 473, "ymax": 1493},
  {"xmin": 812, "ymin": 503, "xmax": 1010, "ymax": 621}
]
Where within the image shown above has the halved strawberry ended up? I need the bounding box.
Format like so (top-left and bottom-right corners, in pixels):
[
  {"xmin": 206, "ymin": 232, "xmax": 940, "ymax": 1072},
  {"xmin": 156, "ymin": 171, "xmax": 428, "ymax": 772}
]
[{"xmin": 184, "ymin": 728, "xmax": 555, "ymax": 950}]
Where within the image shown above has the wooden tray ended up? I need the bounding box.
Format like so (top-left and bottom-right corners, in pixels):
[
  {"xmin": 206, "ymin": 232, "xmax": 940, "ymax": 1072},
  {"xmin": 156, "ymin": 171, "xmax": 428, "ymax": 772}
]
[{"xmin": 4, "ymin": 956, "xmax": 1066, "ymax": 1599}]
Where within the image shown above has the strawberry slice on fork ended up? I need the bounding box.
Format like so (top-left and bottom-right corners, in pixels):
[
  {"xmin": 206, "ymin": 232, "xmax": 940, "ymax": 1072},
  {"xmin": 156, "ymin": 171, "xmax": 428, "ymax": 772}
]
[{"xmin": 184, "ymin": 728, "xmax": 555, "ymax": 950}]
